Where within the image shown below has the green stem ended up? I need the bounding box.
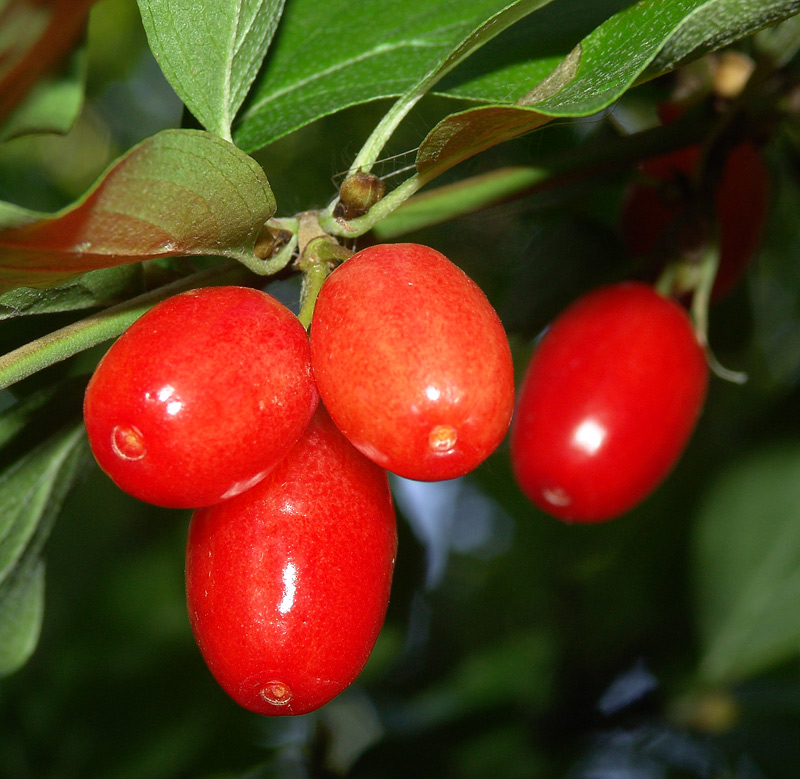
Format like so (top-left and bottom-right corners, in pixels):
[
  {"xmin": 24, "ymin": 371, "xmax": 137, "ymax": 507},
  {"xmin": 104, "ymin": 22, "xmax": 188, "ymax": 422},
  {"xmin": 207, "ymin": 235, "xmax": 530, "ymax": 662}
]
[
  {"xmin": 323, "ymin": 105, "xmax": 713, "ymax": 240},
  {"xmin": 319, "ymin": 173, "xmax": 426, "ymax": 238},
  {"xmin": 0, "ymin": 262, "xmax": 249, "ymax": 392},
  {"xmin": 345, "ymin": 93, "xmax": 425, "ymax": 180},
  {"xmin": 656, "ymin": 246, "xmax": 748, "ymax": 386},
  {"xmin": 297, "ymin": 260, "xmax": 331, "ymax": 330},
  {"xmin": 654, "ymin": 263, "xmax": 679, "ymax": 298},
  {"xmin": 260, "ymin": 231, "xmax": 298, "ymax": 275},
  {"xmin": 690, "ymin": 250, "xmax": 748, "ymax": 385},
  {"xmin": 689, "ymin": 247, "xmax": 719, "ymax": 352}
]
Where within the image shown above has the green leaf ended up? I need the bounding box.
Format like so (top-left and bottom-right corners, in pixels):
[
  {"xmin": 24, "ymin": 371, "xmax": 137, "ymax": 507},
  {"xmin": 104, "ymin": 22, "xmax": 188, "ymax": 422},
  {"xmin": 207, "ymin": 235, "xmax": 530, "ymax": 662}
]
[
  {"xmin": 347, "ymin": 0, "xmax": 562, "ymax": 177},
  {"xmin": 530, "ymin": 0, "xmax": 800, "ymax": 117},
  {"xmin": 644, "ymin": 0, "xmax": 800, "ymax": 79},
  {"xmin": 693, "ymin": 446, "xmax": 800, "ymax": 685},
  {"xmin": 0, "ymin": 557, "xmax": 44, "ymax": 679},
  {"xmin": 405, "ymin": 630, "xmax": 556, "ymax": 726},
  {"xmin": 415, "ymin": 0, "xmax": 800, "ymax": 177},
  {"xmin": 0, "ymin": 200, "xmax": 43, "ymax": 231},
  {"xmin": 0, "ymin": 378, "xmax": 84, "ymax": 449},
  {"xmin": 0, "ymin": 424, "xmax": 88, "ymax": 676},
  {"xmin": 754, "ymin": 11, "xmax": 800, "ymax": 67},
  {"xmin": 0, "ymin": 47, "xmax": 87, "ymax": 143},
  {"xmin": 0, "ymin": 129, "xmax": 275, "ymax": 293},
  {"xmin": 433, "ymin": 0, "xmax": 632, "ymax": 104},
  {"xmin": 138, "ymin": 0, "xmax": 284, "ymax": 141},
  {"xmin": 0, "ymin": 0, "xmax": 94, "ymax": 126},
  {"xmin": 0, "ymin": 265, "xmax": 143, "ymax": 320},
  {"xmin": 233, "ymin": 0, "xmax": 556, "ymax": 153},
  {"xmin": 373, "ymin": 167, "xmax": 549, "ymax": 240}
]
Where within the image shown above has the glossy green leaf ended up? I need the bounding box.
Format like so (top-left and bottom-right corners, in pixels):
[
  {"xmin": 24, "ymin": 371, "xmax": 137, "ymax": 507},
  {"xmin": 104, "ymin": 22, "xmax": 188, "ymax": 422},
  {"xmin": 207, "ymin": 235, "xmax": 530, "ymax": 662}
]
[
  {"xmin": 0, "ymin": 265, "xmax": 143, "ymax": 319},
  {"xmin": 0, "ymin": 424, "xmax": 87, "ymax": 677},
  {"xmin": 435, "ymin": 0, "xmax": 798, "ymax": 108},
  {"xmin": 416, "ymin": 0, "xmax": 800, "ymax": 177},
  {"xmin": 233, "ymin": 0, "xmax": 556, "ymax": 152},
  {"xmin": 644, "ymin": 0, "xmax": 800, "ymax": 80},
  {"xmin": 138, "ymin": 0, "xmax": 284, "ymax": 141},
  {"xmin": 433, "ymin": 0, "xmax": 633, "ymax": 104},
  {"xmin": 0, "ymin": 129, "xmax": 275, "ymax": 293},
  {"xmin": 693, "ymin": 446, "xmax": 800, "ymax": 685},
  {"xmin": 530, "ymin": 0, "xmax": 800, "ymax": 116}
]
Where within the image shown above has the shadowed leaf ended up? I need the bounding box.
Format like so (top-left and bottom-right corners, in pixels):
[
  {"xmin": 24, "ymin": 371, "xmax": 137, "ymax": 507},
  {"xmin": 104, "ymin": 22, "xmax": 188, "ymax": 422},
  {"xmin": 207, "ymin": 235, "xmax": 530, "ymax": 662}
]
[
  {"xmin": 0, "ymin": 265, "xmax": 143, "ymax": 319},
  {"xmin": 693, "ymin": 446, "xmax": 800, "ymax": 684},
  {"xmin": 0, "ymin": 424, "xmax": 88, "ymax": 677}
]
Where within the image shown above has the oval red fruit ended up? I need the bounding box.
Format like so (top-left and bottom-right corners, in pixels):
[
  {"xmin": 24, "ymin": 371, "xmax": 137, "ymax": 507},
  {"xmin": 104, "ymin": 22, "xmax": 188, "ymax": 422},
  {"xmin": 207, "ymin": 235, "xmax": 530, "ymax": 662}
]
[
  {"xmin": 713, "ymin": 142, "xmax": 770, "ymax": 300},
  {"xmin": 186, "ymin": 407, "xmax": 397, "ymax": 716},
  {"xmin": 510, "ymin": 282, "xmax": 709, "ymax": 522},
  {"xmin": 622, "ymin": 140, "xmax": 769, "ymax": 301},
  {"xmin": 309, "ymin": 243, "xmax": 515, "ymax": 481},
  {"xmin": 83, "ymin": 286, "xmax": 318, "ymax": 508}
]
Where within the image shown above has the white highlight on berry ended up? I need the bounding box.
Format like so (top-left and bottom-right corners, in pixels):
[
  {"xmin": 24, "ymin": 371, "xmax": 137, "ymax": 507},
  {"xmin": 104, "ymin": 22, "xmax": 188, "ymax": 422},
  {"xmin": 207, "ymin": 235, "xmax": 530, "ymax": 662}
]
[
  {"xmin": 278, "ymin": 562, "xmax": 297, "ymax": 614},
  {"xmin": 573, "ymin": 418, "xmax": 607, "ymax": 456}
]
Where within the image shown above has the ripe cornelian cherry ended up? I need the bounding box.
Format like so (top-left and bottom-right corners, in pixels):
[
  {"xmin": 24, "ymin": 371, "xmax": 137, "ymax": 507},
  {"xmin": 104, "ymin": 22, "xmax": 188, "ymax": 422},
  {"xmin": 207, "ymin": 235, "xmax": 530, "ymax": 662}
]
[
  {"xmin": 510, "ymin": 282, "xmax": 709, "ymax": 522},
  {"xmin": 186, "ymin": 407, "xmax": 397, "ymax": 716},
  {"xmin": 83, "ymin": 286, "xmax": 318, "ymax": 508},
  {"xmin": 309, "ymin": 243, "xmax": 515, "ymax": 481},
  {"xmin": 622, "ymin": 139, "xmax": 769, "ymax": 302}
]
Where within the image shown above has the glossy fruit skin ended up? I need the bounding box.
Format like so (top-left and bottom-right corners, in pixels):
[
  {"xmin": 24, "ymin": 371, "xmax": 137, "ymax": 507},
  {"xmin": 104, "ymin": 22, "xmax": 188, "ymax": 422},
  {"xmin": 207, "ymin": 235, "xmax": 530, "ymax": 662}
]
[
  {"xmin": 510, "ymin": 282, "xmax": 709, "ymax": 522},
  {"xmin": 309, "ymin": 243, "xmax": 515, "ymax": 481},
  {"xmin": 186, "ymin": 407, "xmax": 397, "ymax": 716},
  {"xmin": 83, "ymin": 286, "xmax": 318, "ymax": 509},
  {"xmin": 622, "ymin": 140, "xmax": 769, "ymax": 301}
]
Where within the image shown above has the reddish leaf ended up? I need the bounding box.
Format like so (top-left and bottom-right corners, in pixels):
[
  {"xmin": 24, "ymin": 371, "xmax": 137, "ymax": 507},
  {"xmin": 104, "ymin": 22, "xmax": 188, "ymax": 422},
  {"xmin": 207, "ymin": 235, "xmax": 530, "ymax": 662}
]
[
  {"xmin": 0, "ymin": 129, "xmax": 276, "ymax": 292},
  {"xmin": 416, "ymin": 104, "xmax": 551, "ymax": 179}
]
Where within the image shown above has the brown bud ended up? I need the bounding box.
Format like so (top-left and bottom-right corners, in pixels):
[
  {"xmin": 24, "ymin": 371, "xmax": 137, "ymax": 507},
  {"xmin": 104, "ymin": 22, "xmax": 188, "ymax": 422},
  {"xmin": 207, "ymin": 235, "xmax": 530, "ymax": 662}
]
[
  {"xmin": 254, "ymin": 226, "xmax": 292, "ymax": 259},
  {"xmin": 336, "ymin": 171, "xmax": 386, "ymax": 220}
]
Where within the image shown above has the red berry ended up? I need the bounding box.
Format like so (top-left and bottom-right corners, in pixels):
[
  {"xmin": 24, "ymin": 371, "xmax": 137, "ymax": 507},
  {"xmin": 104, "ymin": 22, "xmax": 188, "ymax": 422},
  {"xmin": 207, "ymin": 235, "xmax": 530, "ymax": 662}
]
[
  {"xmin": 510, "ymin": 282, "xmax": 709, "ymax": 522},
  {"xmin": 185, "ymin": 407, "xmax": 397, "ymax": 716},
  {"xmin": 713, "ymin": 142, "xmax": 770, "ymax": 300},
  {"xmin": 309, "ymin": 243, "xmax": 515, "ymax": 481},
  {"xmin": 621, "ymin": 146, "xmax": 700, "ymax": 260},
  {"xmin": 622, "ymin": 141, "xmax": 769, "ymax": 301},
  {"xmin": 83, "ymin": 286, "xmax": 318, "ymax": 508}
]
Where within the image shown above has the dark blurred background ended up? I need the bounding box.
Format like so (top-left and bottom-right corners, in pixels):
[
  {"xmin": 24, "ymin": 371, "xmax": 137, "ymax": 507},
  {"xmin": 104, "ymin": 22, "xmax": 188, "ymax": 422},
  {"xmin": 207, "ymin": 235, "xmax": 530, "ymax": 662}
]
[{"xmin": 2, "ymin": 1, "xmax": 800, "ymax": 776}]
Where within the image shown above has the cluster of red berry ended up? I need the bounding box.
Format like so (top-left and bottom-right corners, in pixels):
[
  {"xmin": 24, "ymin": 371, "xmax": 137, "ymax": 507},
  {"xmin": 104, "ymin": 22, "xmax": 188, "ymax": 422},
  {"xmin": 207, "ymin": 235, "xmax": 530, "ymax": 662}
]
[
  {"xmin": 83, "ymin": 242, "xmax": 516, "ymax": 716},
  {"xmin": 83, "ymin": 235, "xmax": 722, "ymax": 713}
]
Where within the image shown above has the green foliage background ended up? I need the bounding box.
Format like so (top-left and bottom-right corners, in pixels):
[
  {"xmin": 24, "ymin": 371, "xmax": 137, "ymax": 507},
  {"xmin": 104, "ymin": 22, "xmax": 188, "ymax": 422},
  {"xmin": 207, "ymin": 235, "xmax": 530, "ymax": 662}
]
[{"xmin": 2, "ymin": 0, "xmax": 800, "ymax": 776}]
